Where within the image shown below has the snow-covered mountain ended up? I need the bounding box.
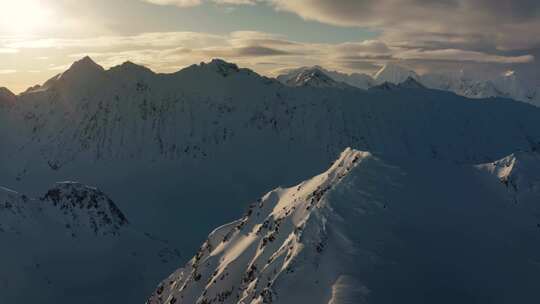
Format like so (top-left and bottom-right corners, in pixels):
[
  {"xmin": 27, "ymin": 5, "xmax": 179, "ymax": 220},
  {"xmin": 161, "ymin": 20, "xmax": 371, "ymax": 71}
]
[
  {"xmin": 284, "ymin": 68, "xmax": 351, "ymax": 89},
  {"xmin": 2, "ymin": 56, "xmax": 540, "ymax": 251},
  {"xmin": 369, "ymin": 77, "xmax": 426, "ymax": 91},
  {"xmin": 373, "ymin": 63, "xmax": 420, "ymax": 85},
  {"xmin": 148, "ymin": 148, "xmax": 540, "ymax": 304},
  {"xmin": 2, "ymin": 57, "xmax": 540, "ymax": 302},
  {"xmin": 0, "ymin": 181, "xmax": 181, "ymax": 304},
  {"xmin": 0, "ymin": 181, "xmax": 128, "ymax": 236},
  {"xmin": 278, "ymin": 64, "xmax": 540, "ymax": 106},
  {"xmin": 477, "ymin": 151, "xmax": 540, "ymax": 201},
  {"xmin": 277, "ymin": 66, "xmax": 374, "ymax": 89}
]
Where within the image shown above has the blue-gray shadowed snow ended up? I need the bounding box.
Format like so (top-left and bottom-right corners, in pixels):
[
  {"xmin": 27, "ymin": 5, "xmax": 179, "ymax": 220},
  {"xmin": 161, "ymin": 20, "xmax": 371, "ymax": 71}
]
[
  {"xmin": 148, "ymin": 149, "xmax": 540, "ymax": 304},
  {"xmin": 1, "ymin": 57, "xmax": 540, "ymax": 303},
  {"xmin": 0, "ymin": 182, "xmax": 180, "ymax": 304}
]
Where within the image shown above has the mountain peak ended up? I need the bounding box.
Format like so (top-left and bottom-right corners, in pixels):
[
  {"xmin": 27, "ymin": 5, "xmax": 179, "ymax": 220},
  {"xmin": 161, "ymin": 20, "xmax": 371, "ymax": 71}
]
[
  {"xmin": 70, "ymin": 56, "xmax": 103, "ymax": 72},
  {"xmin": 42, "ymin": 181, "xmax": 129, "ymax": 235},
  {"xmin": 369, "ymin": 81, "xmax": 400, "ymax": 91},
  {"xmin": 478, "ymin": 151, "xmax": 540, "ymax": 195},
  {"xmin": 109, "ymin": 60, "xmax": 155, "ymax": 76},
  {"xmin": 201, "ymin": 58, "xmax": 241, "ymax": 77},
  {"xmin": 0, "ymin": 87, "xmax": 16, "ymax": 105},
  {"xmin": 374, "ymin": 63, "xmax": 419, "ymax": 84},
  {"xmin": 147, "ymin": 148, "xmax": 371, "ymax": 304},
  {"xmin": 51, "ymin": 56, "xmax": 106, "ymax": 86},
  {"xmin": 399, "ymin": 76, "xmax": 426, "ymax": 89},
  {"xmin": 277, "ymin": 66, "xmax": 374, "ymax": 89},
  {"xmin": 286, "ymin": 68, "xmax": 350, "ymax": 89}
]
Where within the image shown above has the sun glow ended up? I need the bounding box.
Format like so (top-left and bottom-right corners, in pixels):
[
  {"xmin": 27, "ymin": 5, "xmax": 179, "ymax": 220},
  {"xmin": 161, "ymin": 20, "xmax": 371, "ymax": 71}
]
[{"xmin": 0, "ymin": 0, "xmax": 53, "ymax": 35}]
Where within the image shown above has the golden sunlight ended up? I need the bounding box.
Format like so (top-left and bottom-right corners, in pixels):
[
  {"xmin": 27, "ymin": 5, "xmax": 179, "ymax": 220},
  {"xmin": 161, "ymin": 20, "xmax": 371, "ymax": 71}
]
[{"xmin": 0, "ymin": 0, "xmax": 52, "ymax": 35}]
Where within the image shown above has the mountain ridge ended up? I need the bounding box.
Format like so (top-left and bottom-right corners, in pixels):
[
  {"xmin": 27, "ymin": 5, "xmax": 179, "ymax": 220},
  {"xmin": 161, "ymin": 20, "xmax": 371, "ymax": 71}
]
[
  {"xmin": 278, "ymin": 63, "xmax": 540, "ymax": 106},
  {"xmin": 147, "ymin": 147, "xmax": 540, "ymax": 304}
]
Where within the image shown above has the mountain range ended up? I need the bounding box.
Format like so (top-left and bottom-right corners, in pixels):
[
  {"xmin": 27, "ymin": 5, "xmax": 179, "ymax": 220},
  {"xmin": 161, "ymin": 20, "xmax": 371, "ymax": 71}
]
[
  {"xmin": 1, "ymin": 57, "xmax": 540, "ymax": 303},
  {"xmin": 278, "ymin": 64, "xmax": 540, "ymax": 106}
]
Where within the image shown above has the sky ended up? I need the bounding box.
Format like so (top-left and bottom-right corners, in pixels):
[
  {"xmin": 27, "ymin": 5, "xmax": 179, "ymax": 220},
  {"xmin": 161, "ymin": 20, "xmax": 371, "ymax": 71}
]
[{"xmin": 0, "ymin": 0, "xmax": 539, "ymax": 93}]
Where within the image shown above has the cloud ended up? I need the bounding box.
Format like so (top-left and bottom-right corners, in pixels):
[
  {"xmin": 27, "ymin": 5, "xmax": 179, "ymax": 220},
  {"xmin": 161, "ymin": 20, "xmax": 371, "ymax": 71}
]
[
  {"xmin": 0, "ymin": 69, "xmax": 17, "ymax": 74},
  {"xmin": 202, "ymin": 46, "xmax": 295, "ymax": 57},
  {"xmin": 0, "ymin": 48, "xmax": 18, "ymax": 54},
  {"xmin": 4, "ymin": 32, "xmax": 225, "ymax": 49},
  {"xmin": 267, "ymin": 0, "xmax": 540, "ymax": 51},
  {"xmin": 335, "ymin": 40, "xmax": 391, "ymax": 55},
  {"xmin": 141, "ymin": 0, "xmax": 257, "ymax": 7},
  {"xmin": 213, "ymin": 0, "xmax": 257, "ymax": 4},
  {"xmin": 2, "ymin": 29, "xmax": 532, "ymax": 78},
  {"xmin": 395, "ymin": 49, "xmax": 534, "ymax": 64},
  {"xmin": 132, "ymin": 0, "xmax": 540, "ymax": 76},
  {"xmin": 143, "ymin": 0, "xmax": 202, "ymax": 7}
]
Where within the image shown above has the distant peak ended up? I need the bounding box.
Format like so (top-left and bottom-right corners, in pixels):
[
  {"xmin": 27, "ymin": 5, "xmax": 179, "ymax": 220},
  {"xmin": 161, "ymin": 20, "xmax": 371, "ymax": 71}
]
[
  {"xmin": 288, "ymin": 68, "xmax": 330, "ymax": 84},
  {"xmin": 398, "ymin": 77, "xmax": 426, "ymax": 89},
  {"xmin": 201, "ymin": 58, "xmax": 241, "ymax": 77},
  {"xmin": 0, "ymin": 86, "xmax": 16, "ymax": 105},
  {"xmin": 478, "ymin": 150, "xmax": 540, "ymax": 195},
  {"xmin": 370, "ymin": 81, "xmax": 399, "ymax": 91},
  {"xmin": 70, "ymin": 56, "xmax": 103, "ymax": 71},
  {"xmin": 374, "ymin": 63, "xmax": 418, "ymax": 84},
  {"xmin": 0, "ymin": 87, "xmax": 15, "ymax": 97},
  {"xmin": 55, "ymin": 56, "xmax": 105, "ymax": 85},
  {"xmin": 295, "ymin": 67, "xmax": 329, "ymax": 79},
  {"xmin": 109, "ymin": 60, "xmax": 154, "ymax": 75},
  {"xmin": 208, "ymin": 58, "xmax": 235, "ymax": 66},
  {"xmin": 0, "ymin": 87, "xmax": 14, "ymax": 95},
  {"xmin": 286, "ymin": 67, "xmax": 349, "ymax": 89},
  {"xmin": 42, "ymin": 181, "xmax": 129, "ymax": 231}
]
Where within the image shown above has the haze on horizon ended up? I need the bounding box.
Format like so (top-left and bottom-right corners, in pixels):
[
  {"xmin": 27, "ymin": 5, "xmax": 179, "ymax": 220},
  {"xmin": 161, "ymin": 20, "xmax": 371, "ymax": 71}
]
[{"xmin": 1, "ymin": 0, "xmax": 539, "ymax": 93}]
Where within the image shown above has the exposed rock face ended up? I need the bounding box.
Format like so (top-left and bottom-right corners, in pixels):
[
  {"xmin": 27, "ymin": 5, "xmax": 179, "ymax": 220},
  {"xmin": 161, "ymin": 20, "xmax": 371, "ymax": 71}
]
[{"xmin": 41, "ymin": 182, "xmax": 129, "ymax": 235}]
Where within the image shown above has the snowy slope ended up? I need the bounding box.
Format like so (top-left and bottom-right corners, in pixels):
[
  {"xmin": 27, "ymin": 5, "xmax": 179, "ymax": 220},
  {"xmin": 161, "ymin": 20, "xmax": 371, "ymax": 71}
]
[
  {"xmin": 148, "ymin": 148, "xmax": 540, "ymax": 304},
  {"xmin": 0, "ymin": 182, "xmax": 181, "ymax": 304}
]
